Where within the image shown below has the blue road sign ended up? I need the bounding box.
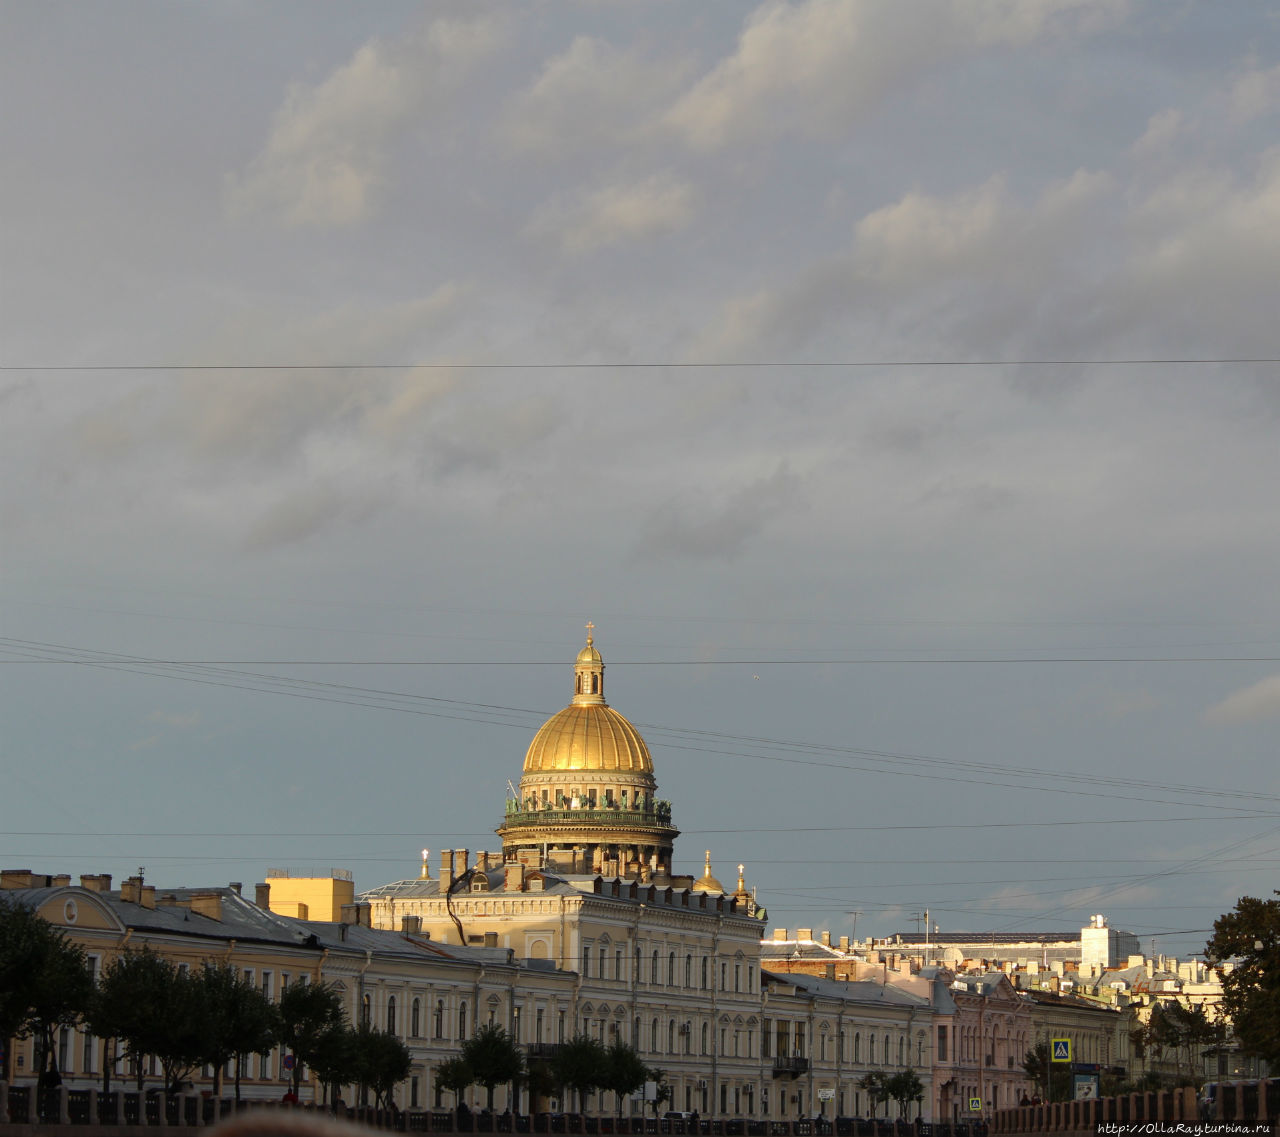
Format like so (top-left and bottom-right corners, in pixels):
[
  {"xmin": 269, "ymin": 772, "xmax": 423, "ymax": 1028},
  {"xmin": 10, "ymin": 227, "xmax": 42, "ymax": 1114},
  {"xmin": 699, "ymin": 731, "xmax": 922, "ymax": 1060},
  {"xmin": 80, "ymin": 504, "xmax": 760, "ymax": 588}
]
[{"xmin": 1051, "ymin": 1039, "xmax": 1071, "ymax": 1062}]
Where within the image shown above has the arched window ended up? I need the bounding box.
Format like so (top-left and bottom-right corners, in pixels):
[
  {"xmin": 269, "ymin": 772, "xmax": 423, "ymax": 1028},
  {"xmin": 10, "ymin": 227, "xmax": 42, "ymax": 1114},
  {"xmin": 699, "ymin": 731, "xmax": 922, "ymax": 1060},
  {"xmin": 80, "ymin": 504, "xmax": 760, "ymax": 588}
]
[
  {"xmin": 898, "ymin": 1036, "xmax": 905, "ymax": 1065},
  {"xmin": 701, "ymin": 1022, "xmax": 709, "ymax": 1055},
  {"xmin": 634, "ymin": 1016, "xmax": 641, "ymax": 1046},
  {"xmin": 685, "ymin": 955, "xmax": 693, "ymax": 987},
  {"xmin": 459, "ymin": 1002, "xmax": 468, "ymax": 1040},
  {"xmin": 668, "ymin": 1020, "xmax": 676, "ymax": 1053},
  {"xmin": 651, "ymin": 1017, "xmax": 659, "ymax": 1053},
  {"xmin": 869, "ymin": 1034, "xmax": 875, "ymax": 1063},
  {"xmin": 701, "ymin": 957, "xmax": 709, "ymax": 989},
  {"xmin": 854, "ymin": 1032, "xmax": 860, "ymax": 1062},
  {"xmin": 434, "ymin": 1000, "xmax": 444, "ymax": 1038},
  {"xmin": 411, "ymin": 998, "xmax": 421, "ymax": 1038},
  {"xmin": 884, "ymin": 1034, "xmax": 890, "ymax": 1065},
  {"xmin": 387, "ymin": 996, "xmax": 397, "ymax": 1035},
  {"xmin": 651, "ymin": 951, "xmax": 660, "ymax": 983},
  {"xmin": 668, "ymin": 952, "xmax": 676, "ymax": 985},
  {"xmin": 634, "ymin": 945, "xmax": 641, "ymax": 980}
]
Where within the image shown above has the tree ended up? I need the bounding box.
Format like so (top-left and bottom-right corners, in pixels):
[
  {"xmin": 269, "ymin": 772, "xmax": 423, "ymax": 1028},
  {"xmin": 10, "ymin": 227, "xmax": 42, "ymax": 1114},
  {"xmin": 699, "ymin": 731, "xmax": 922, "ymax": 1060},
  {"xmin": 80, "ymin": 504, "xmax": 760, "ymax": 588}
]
[
  {"xmin": 859, "ymin": 1071, "xmax": 889, "ymax": 1118},
  {"xmin": 1206, "ymin": 894, "xmax": 1280, "ymax": 1070},
  {"xmin": 460, "ymin": 1023, "xmax": 525, "ymax": 1112},
  {"xmin": 645, "ymin": 1067, "xmax": 671, "ymax": 1118},
  {"xmin": 1022, "ymin": 1043, "xmax": 1071, "ymax": 1103},
  {"xmin": 89, "ymin": 948, "xmax": 207, "ymax": 1095},
  {"xmin": 598, "ymin": 1041, "xmax": 648, "ymax": 1117},
  {"xmin": 277, "ymin": 981, "xmax": 346, "ymax": 1098},
  {"xmin": 308, "ymin": 1023, "xmax": 357, "ymax": 1108},
  {"xmin": 551, "ymin": 1034, "xmax": 606, "ymax": 1113},
  {"xmin": 196, "ymin": 963, "xmax": 278, "ymax": 1102},
  {"xmin": 0, "ymin": 897, "xmax": 92, "ymax": 1087},
  {"xmin": 884, "ymin": 1070, "xmax": 924, "ymax": 1119},
  {"xmin": 349, "ymin": 1020, "xmax": 412, "ymax": 1110},
  {"xmin": 437, "ymin": 1055, "xmax": 475, "ymax": 1110}
]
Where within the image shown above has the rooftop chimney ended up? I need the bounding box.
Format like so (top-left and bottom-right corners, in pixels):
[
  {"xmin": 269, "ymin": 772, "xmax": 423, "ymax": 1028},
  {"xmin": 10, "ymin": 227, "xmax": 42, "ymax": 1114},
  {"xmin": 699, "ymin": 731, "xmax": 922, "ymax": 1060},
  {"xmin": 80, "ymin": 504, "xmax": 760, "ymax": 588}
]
[
  {"xmin": 439, "ymin": 849, "xmax": 454, "ymax": 890},
  {"xmin": 821, "ymin": 931, "xmax": 831, "ymax": 946},
  {"xmin": 80, "ymin": 874, "xmax": 113, "ymax": 893},
  {"xmin": 188, "ymin": 892, "xmax": 221, "ymax": 920},
  {"xmin": 773, "ymin": 928, "xmax": 788, "ymax": 941},
  {"xmin": 255, "ymin": 882, "xmax": 271, "ymax": 909},
  {"xmin": 401, "ymin": 915, "xmax": 423, "ymax": 935}
]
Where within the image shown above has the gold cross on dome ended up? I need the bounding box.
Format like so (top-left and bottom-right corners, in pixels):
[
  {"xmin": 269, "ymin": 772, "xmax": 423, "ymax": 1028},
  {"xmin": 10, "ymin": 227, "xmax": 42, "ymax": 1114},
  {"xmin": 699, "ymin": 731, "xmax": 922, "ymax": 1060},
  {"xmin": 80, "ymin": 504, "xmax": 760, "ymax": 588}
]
[{"xmin": 585, "ymin": 621, "xmax": 595, "ymax": 643}]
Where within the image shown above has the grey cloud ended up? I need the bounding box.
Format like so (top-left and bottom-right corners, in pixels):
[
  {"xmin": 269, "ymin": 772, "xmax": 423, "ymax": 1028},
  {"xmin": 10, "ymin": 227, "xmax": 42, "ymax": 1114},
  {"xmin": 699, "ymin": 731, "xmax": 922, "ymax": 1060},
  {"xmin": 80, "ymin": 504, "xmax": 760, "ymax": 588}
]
[
  {"xmin": 226, "ymin": 12, "xmax": 504, "ymax": 226},
  {"xmin": 1203, "ymin": 675, "xmax": 1280, "ymax": 725},
  {"xmin": 243, "ymin": 481, "xmax": 384, "ymax": 551},
  {"xmin": 636, "ymin": 463, "xmax": 801, "ymax": 560}
]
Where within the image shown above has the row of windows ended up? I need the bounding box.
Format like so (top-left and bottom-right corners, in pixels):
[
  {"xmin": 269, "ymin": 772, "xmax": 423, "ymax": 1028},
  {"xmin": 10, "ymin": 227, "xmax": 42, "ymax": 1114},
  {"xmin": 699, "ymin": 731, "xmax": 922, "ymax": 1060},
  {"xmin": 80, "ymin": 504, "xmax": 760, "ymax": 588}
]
[
  {"xmin": 580, "ymin": 946, "xmax": 754, "ymax": 994},
  {"xmin": 761, "ymin": 1021, "xmax": 926, "ymax": 1067}
]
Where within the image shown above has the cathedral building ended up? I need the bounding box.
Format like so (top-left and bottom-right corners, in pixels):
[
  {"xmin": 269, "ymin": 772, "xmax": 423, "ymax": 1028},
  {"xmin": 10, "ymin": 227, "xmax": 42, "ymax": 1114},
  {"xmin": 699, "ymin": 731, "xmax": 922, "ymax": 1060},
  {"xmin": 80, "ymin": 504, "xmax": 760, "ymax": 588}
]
[{"xmin": 362, "ymin": 631, "xmax": 772, "ymax": 1116}]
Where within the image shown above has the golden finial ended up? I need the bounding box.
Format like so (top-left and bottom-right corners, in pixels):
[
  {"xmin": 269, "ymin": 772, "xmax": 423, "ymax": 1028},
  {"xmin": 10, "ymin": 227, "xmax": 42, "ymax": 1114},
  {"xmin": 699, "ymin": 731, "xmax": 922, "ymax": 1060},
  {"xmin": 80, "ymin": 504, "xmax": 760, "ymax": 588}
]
[
  {"xmin": 737, "ymin": 864, "xmax": 746, "ymax": 891},
  {"xmin": 585, "ymin": 620, "xmax": 595, "ymax": 645},
  {"xmin": 420, "ymin": 849, "xmax": 431, "ymax": 880},
  {"xmin": 704, "ymin": 849, "xmax": 713, "ymax": 874}
]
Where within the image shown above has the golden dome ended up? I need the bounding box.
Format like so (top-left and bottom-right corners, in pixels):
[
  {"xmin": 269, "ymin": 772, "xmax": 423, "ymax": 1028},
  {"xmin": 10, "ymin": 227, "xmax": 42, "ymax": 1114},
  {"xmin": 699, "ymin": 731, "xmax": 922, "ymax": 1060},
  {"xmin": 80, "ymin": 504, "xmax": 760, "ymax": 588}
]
[
  {"xmin": 523, "ymin": 703, "xmax": 653, "ymax": 774},
  {"xmin": 692, "ymin": 850, "xmax": 726, "ymax": 894}
]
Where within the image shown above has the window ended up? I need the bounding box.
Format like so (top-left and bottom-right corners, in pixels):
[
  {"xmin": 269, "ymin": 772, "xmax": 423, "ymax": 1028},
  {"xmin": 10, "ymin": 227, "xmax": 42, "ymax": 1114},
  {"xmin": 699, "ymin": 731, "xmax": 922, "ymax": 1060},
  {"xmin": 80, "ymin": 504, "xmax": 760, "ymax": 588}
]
[
  {"xmin": 635, "ymin": 946, "xmax": 641, "ymax": 980},
  {"xmin": 411, "ymin": 998, "xmax": 421, "ymax": 1037},
  {"xmin": 701, "ymin": 1023, "xmax": 709, "ymax": 1055},
  {"xmin": 762, "ymin": 1019, "xmax": 772, "ymax": 1058},
  {"xmin": 458, "ymin": 1002, "xmax": 467, "ymax": 1040},
  {"xmin": 869, "ymin": 1034, "xmax": 876, "ymax": 1063},
  {"xmin": 701, "ymin": 957, "xmax": 708, "ymax": 989},
  {"xmin": 600, "ymin": 947, "xmax": 607, "ymax": 978},
  {"xmin": 668, "ymin": 1020, "xmax": 676, "ymax": 1053},
  {"xmin": 685, "ymin": 955, "xmax": 693, "ymax": 987},
  {"xmin": 734, "ymin": 964, "xmax": 741, "ymax": 992},
  {"xmin": 261, "ymin": 971, "xmax": 273, "ymax": 1000},
  {"xmin": 582, "ymin": 946, "xmax": 591, "ymax": 977},
  {"xmin": 362, "ymin": 994, "xmax": 371, "ymax": 1025},
  {"xmin": 387, "ymin": 996, "xmax": 397, "ymax": 1035},
  {"xmin": 721, "ymin": 962, "xmax": 727, "ymax": 990},
  {"xmin": 435, "ymin": 1000, "xmax": 445, "ymax": 1039},
  {"xmin": 795, "ymin": 1022, "xmax": 805, "ymax": 1058},
  {"xmin": 898, "ymin": 1036, "xmax": 905, "ymax": 1065},
  {"xmin": 668, "ymin": 952, "xmax": 676, "ymax": 985},
  {"xmin": 854, "ymin": 1032, "xmax": 860, "ymax": 1062},
  {"xmin": 651, "ymin": 1018, "xmax": 659, "ymax": 1053},
  {"xmin": 616, "ymin": 949, "xmax": 623, "ymax": 980},
  {"xmin": 652, "ymin": 950, "xmax": 660, "ymax": 983},
  {"xmin": 536, "ymin": 1008, "xmax": 544, "ymax": 1042}
]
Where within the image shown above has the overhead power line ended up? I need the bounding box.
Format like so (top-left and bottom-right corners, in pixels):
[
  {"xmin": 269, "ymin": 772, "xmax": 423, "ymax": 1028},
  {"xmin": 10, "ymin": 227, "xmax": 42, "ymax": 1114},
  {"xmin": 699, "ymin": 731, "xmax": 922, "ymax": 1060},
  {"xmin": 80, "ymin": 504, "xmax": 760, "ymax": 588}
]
[{"xmin": 3, "ymin": 357, "xmax": 1278, "ymax": 372}]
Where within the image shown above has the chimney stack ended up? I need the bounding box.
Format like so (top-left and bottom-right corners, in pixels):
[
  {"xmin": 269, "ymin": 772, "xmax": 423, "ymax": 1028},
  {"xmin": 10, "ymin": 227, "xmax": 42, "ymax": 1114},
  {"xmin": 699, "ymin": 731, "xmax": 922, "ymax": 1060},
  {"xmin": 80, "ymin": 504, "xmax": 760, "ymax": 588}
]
[{"xmin": 255, "ymin": 882, "xmax": 271, "ymax": 909}]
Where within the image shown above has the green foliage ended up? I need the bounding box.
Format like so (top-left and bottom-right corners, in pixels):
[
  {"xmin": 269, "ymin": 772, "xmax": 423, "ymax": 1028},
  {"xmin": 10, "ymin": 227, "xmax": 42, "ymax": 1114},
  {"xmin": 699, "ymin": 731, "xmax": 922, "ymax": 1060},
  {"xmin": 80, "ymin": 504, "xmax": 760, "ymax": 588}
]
[
  {"xmin": 0, "ymin": 897, "xmax": 93, "ymax": 1084},
  {"xmin": 883, "ymin": 1069, "xmax": 924, "ymax": 1118},
  {"xmin": 307, "ymin": 1023, "xmax": 356, "ymax": 1106},
  {"xmin": 461, "ymin": 1023, "xmax": 525, "ymax": 1111},
  {"xmin": 645, "ymin": 1068, "xmax": 671, "ymax": 1117},
  {"xmin": 89, "ymin": 949, "xmax": 206, "ymax": 1095},
  {"xmin": 437, "ymin": 1055, "xmax": 475, "ymax": 1105},
  {"xmin": 277, "ymin": 980, "xmax": 346, "ymax": 1095},
  {"xmin": 1022, "ymin": 1043, "xmax": 1072, "ymax": 1103},
  {"xmin": 551, "ymin": 1034, "xmax": 607, "ymax": 1112},
  {"xmin": 195, "ymin": 963, "xmax": 278, "ymax": 1101},
  {"xmin": 350, "ymin": 1020, "xmax": 412, "ymax": 1109},
  {"xmin": 859, "ymin": 1071, "xmax": 889, "ymax": 1117},
  {"xmin": 599, "ymin": 1041, "xmax": 648, "ymax": 1115},
  {"xmin": 1206, "ymin": 894, "xmax": 1280, "ymax": 1070}
]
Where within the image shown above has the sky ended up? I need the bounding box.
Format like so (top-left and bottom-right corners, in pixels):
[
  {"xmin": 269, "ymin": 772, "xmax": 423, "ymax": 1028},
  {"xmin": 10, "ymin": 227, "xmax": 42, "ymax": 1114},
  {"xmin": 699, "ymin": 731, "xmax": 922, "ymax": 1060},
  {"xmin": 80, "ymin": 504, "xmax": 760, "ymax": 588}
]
[{"xmin": 3, "ymin": 0, "xmax": 1280, "ymax": 962}]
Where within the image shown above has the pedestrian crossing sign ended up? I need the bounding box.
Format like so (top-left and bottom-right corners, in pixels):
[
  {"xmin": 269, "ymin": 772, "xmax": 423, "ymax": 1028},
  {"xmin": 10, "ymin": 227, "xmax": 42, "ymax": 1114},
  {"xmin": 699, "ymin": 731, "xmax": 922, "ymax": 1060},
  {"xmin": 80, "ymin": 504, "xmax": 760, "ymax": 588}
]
[
  {"xmin": 969, "ymin": 1098, "xmax": 982, "ymax": 1112},
  {"xmin": 1052, "ymin": 1038, "xmax": 1071, "ymax": 1062}
]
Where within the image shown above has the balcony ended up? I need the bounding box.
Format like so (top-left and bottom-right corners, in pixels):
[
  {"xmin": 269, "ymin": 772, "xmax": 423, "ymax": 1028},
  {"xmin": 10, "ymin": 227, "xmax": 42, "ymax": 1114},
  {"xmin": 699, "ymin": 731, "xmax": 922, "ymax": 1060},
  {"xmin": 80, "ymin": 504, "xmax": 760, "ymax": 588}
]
[
  {"xmin": 773, "ymin": 1056, "xmax": 809, "ymax": 1078},
  {"xmin": 502, "ymin": 803, "xmax": 674, "ymax": 828},
  {"xmin": 526, "ymin": 1043, "xmax": 566, "ymax": 1059}
]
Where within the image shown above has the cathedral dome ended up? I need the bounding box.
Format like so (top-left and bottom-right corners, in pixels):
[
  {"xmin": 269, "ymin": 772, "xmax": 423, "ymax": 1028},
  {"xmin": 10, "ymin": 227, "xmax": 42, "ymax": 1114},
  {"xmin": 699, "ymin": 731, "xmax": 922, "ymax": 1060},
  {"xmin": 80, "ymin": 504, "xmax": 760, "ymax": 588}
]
[{"xmin": 522, "ymin": 703, "xmax": 653, "ymax": 773}]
